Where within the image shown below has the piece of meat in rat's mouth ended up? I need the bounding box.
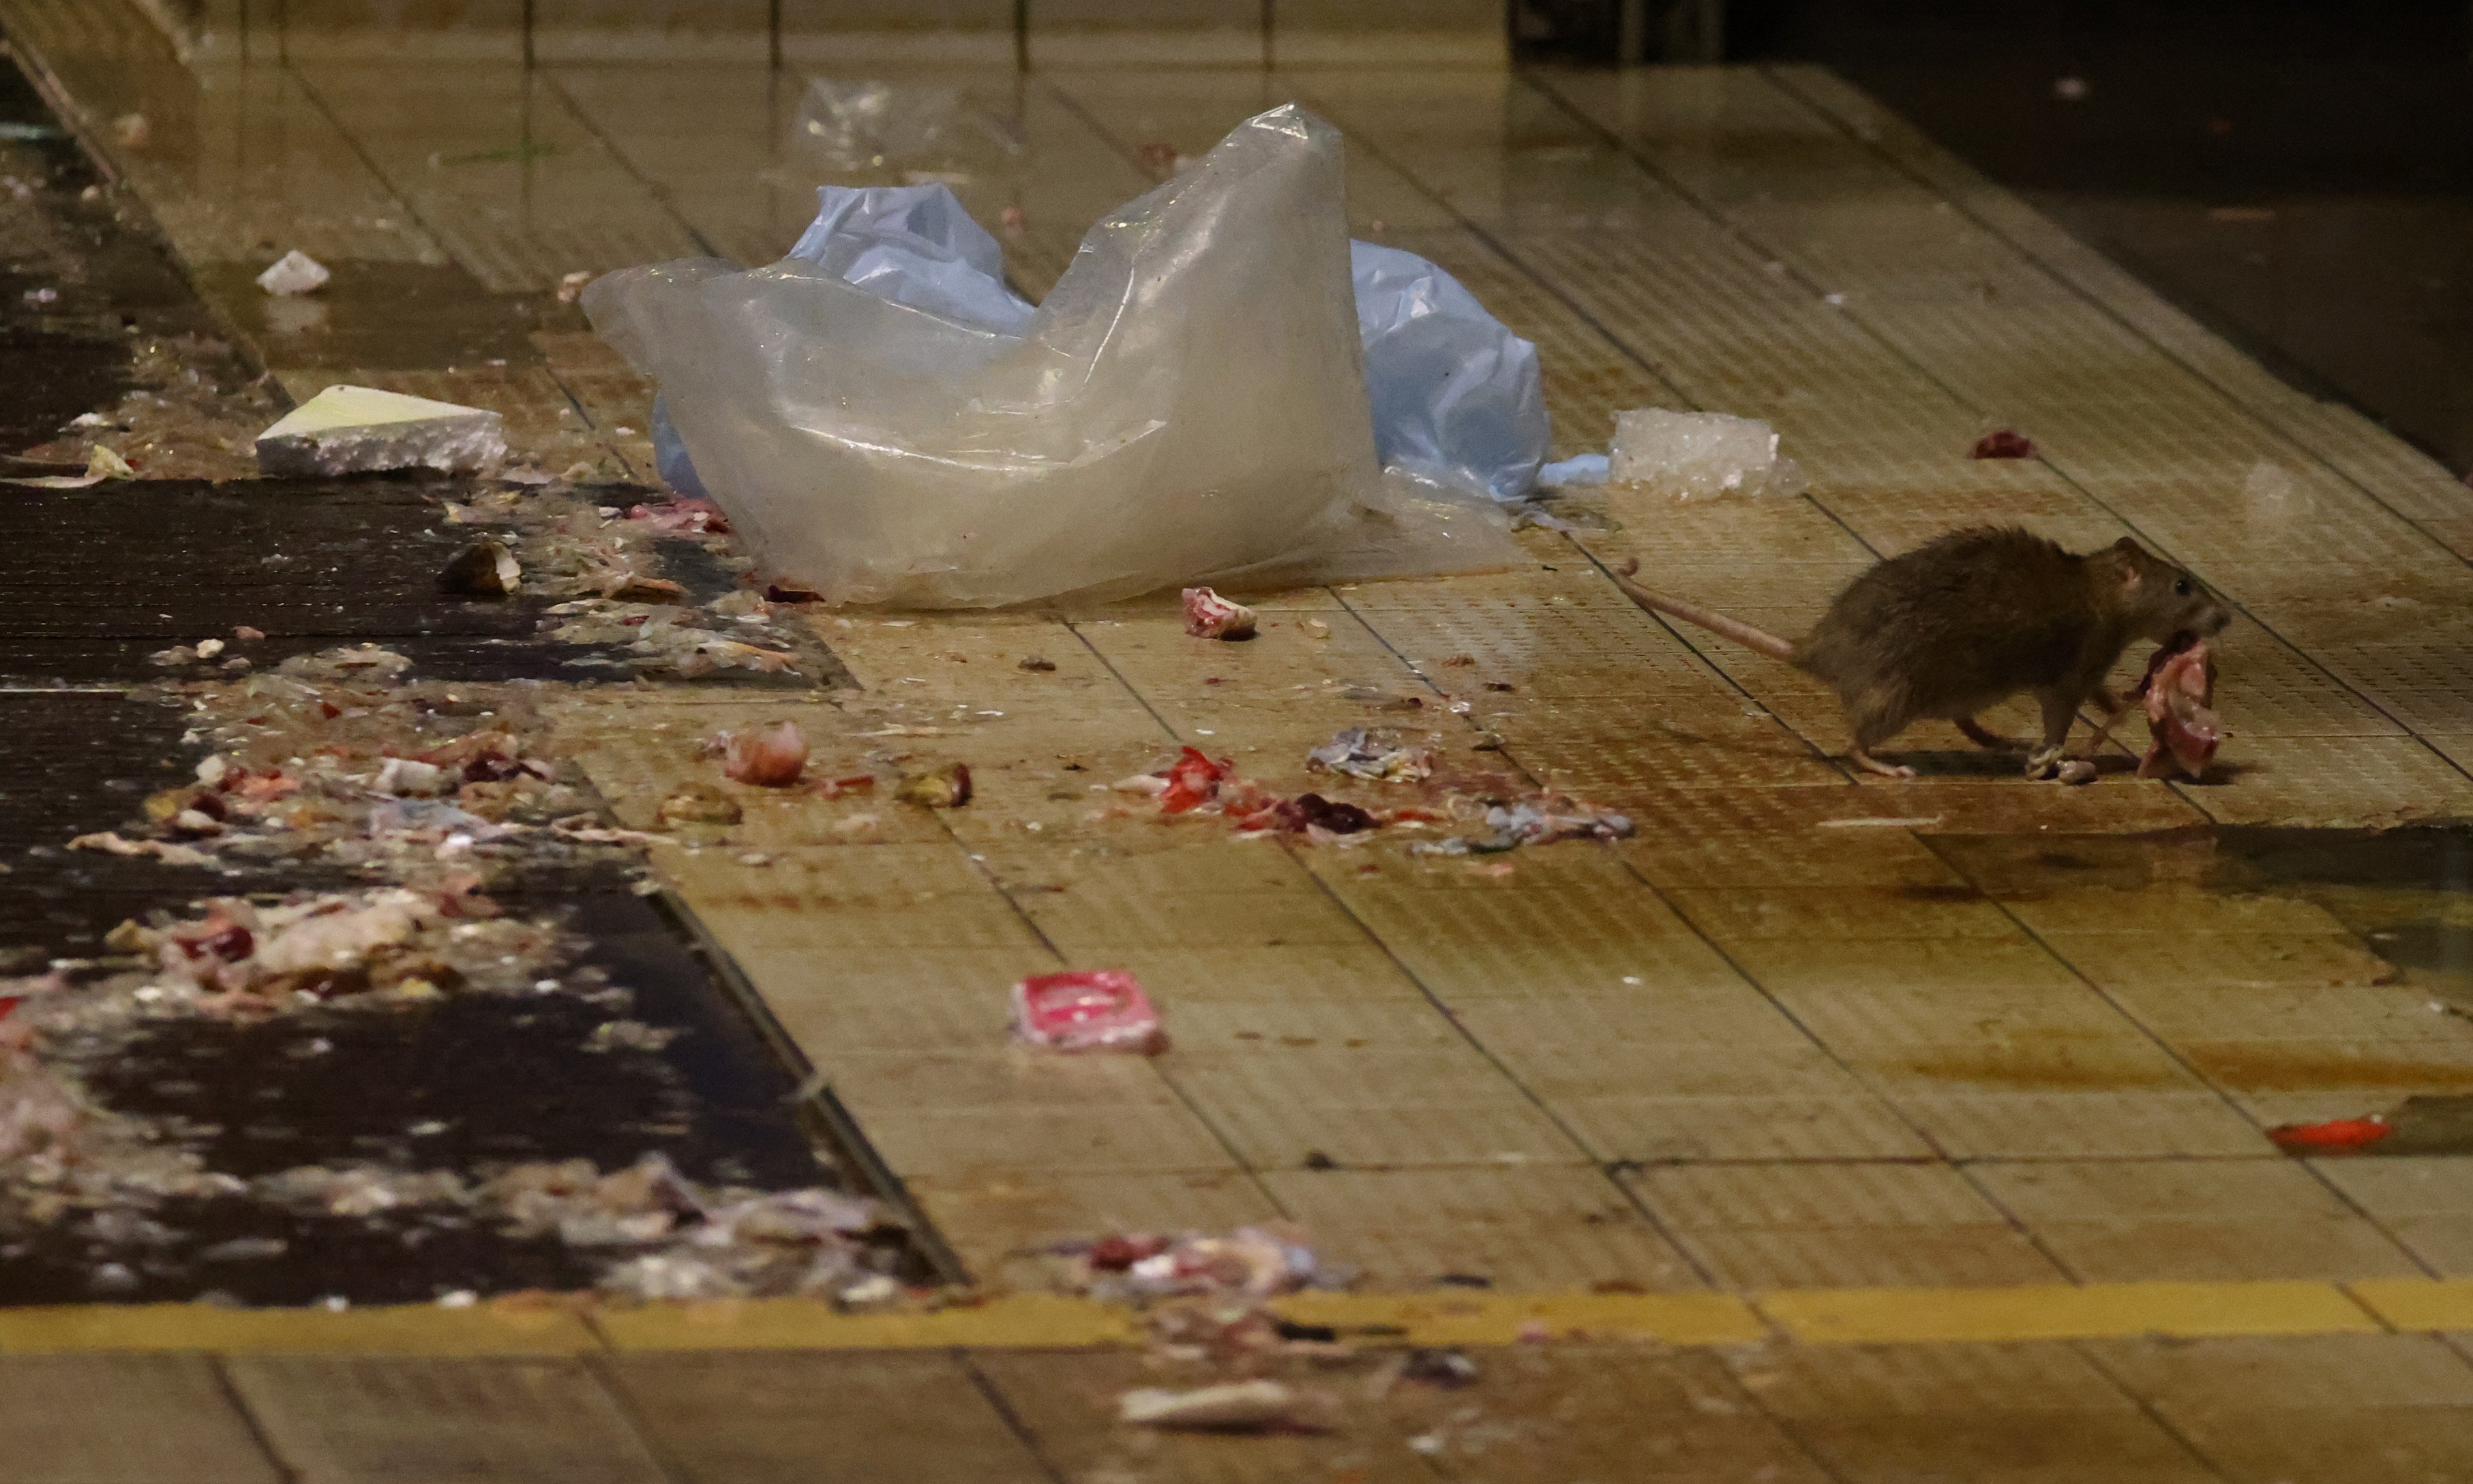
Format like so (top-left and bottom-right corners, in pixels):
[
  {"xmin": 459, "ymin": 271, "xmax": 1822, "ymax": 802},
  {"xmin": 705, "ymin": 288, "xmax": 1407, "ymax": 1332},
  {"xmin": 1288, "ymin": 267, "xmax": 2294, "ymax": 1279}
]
[{"xmin": 2135, "ymin": 633, "xmax": 2221, "ymax": 780}]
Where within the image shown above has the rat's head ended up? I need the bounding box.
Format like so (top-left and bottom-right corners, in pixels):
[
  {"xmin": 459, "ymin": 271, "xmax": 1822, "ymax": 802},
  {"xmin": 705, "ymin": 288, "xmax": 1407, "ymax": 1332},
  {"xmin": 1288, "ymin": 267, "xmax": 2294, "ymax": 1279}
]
[{"xmin": 2096, "ymin": 537, "xmax": 2232, "ymax": 643}]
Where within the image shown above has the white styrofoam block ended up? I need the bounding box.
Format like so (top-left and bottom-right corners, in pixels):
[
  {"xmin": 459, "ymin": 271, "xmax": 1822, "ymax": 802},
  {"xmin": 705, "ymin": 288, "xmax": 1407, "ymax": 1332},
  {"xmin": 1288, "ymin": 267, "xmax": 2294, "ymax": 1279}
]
[
  {"xmin": 1610, "ymin": 408, "xmax": 1806, "ymax": 501},
  {"xmin": 254, "ymin": 385, "xmax": 507, "ymax": 476},
  {"xmin": 256, "ymin": 249, "xmax": 331, "ymax": 297}
]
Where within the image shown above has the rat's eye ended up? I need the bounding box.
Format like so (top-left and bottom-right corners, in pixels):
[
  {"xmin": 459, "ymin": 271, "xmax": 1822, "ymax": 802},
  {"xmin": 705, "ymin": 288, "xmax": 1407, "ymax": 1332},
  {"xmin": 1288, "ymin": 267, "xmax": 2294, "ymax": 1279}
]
[{"xmin": 2174, "ymin": 578, "xmax": 2191, "ymax": 596}]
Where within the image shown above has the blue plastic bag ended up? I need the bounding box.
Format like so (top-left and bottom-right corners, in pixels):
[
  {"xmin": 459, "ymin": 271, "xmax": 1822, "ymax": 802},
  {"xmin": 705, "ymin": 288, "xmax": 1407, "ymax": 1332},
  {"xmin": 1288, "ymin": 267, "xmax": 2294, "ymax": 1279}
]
[
  {"xmin": 649, "ymin": 182, "xmax": 1548, "ymax": 507},
  {"xmin": 1351, "ymin": 241, "xmax": 1548, "ymax": 504}
]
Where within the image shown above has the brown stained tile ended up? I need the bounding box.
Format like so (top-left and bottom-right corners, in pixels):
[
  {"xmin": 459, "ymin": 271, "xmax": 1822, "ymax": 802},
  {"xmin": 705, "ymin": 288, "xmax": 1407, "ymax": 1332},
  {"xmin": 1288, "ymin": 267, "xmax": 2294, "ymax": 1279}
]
[
  {"xmin": 1576, "ymin": 1094, "xmax": 1938, "ymax": 1164},
  {"xmin": 2313, "ymin": 1157, "xmax": 2473, "ymax": 1275},
  {"xmin": 224, "ymin": 1357, "xmax": 668, "ymax": 1484},
  {"xmin": 1619, "ymin": 1162, "xmax": 2065, "ymax": 1289},
  {"xmin": 2088, "ymin": 1333, "xmax": 2473, "ymax": 1484},
  {"xmin": 1851, "ymin": 781, "xmax": 2210, "ymax": 834},
  {"xmin": 1732, "ymin": 1339, "xmax": 2213, "ymax": 1484},
  {"xmin": 1261, "ymin": 1166, "xmax": 1701, "ymax": 1290},
  {"xmin": 1335, "ymin": 896, "xmax": 1750, "ymax": 1006},
  {"xmin": 1505, "ymin": 718, "xmax": 1846, "ymax": 793},
  {"xmin": 1081, "ymin": 944, "xmax": 1428, "ymax": 1004},
  {"xmin": 1666, "ymin": 885, "xmax": 2017, "ymax": 942},
  {"xmin": 1351, "ymin": 600, "xmax": 1718, "ymax": 698},
  {"xmin": 2000, "ymin": 885, "xmax": 2352, "ymax": 937},
  {"xmin": 2109, "ymin": 984, "xmax": 2473, "ymax": 1045},
  {"xmin": 2176, "ymin": 1037, "xmax": 2473, "ymax": 1100},
  {"xmin": 1723, "ymin": 937, "xmax": 2087, "ymax": 996},
  {"xmin": 1767, "ymin": 980, "xmax": 2154, "ymax": 1051},
  {"xmin": 608, "ymin": 1352, "xmax": 1049, "ymax": 1484},
  {"xmin": 1025, "ymin": 887, "xmax": 1367, "ymax": 954},
  {"xmin": 1887, "ymin": 1091, "xmax": 2268, "ymax": 1160},
  {"xmin": 908, "ymin": 1170, "xmax": 1280, "ymax": 1290},
  {"xmin": 0, "ymin": 1355, "xmax": 280, "ymax": 1484},
  {"xmin": 1364, "ymin": 1344, "xmax": 1834, "ymax": 1483},
  {"xmin": 1158, "ymin": 1000, "xmax": 1577, "ymax": 1169},
  {"xmin": 1619, "ymin": 830, "xmax": 1968, "ymax": 890},
  {"xmin": 2041, "ymin": 932, "xmax": 2398, "ymax": 992},
  {"xmin": 1450, "ymin": 986, "xmax": 1818, "ymax": 1054},
  {"xmin": 1970, "ymin": 1159, "xmax": 2423, "ymax": 1282},
  {"xmin": 848, "ymin": 1095, "xmax": 1244, "ymax": 1182},
  {"xmin": 2191, "ymin": 736, "xmax": 2473, "ymax": 828}
]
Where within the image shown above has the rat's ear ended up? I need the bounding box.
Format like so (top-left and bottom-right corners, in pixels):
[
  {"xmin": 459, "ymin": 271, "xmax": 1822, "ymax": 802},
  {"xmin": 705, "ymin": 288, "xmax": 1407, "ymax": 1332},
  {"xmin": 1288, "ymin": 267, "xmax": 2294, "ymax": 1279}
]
[{"xmin": 2110, "ymin": 536, "xmax": 2144, "ymax": 556}]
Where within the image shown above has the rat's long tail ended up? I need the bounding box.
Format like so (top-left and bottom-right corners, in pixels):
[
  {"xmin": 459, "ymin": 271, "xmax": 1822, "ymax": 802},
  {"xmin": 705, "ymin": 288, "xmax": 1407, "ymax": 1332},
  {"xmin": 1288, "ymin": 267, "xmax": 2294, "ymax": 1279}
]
[{"xmin": 1606, "ymin": 558, "xmax": 1797, "ymax": 662}]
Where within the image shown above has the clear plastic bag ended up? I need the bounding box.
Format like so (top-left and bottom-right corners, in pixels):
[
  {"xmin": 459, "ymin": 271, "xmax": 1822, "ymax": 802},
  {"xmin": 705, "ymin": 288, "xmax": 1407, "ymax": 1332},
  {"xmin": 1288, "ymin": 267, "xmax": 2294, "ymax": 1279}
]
[
  {"xmin": 1351, "ymin": 241, "xmax": 1547, "ymax": 503},
  {"xmin": 588, "ymin": 104, "xmax": 1518, "ymax": 609}
]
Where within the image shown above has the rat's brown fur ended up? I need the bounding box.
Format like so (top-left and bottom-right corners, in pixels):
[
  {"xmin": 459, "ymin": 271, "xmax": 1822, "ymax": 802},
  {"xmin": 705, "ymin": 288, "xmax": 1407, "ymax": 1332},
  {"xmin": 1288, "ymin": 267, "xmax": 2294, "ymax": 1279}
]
[{"xmin": 1612, "ymin": 528, "xmax": 2232, "ymax": 779}]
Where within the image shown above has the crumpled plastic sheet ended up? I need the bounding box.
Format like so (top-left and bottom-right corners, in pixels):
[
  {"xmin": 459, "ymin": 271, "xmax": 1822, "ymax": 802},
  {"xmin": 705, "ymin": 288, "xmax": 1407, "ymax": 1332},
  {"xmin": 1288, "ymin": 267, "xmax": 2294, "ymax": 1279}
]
[{"xmin": 597, "ymin": 105, "xmax": 1524, "ymax": 607}]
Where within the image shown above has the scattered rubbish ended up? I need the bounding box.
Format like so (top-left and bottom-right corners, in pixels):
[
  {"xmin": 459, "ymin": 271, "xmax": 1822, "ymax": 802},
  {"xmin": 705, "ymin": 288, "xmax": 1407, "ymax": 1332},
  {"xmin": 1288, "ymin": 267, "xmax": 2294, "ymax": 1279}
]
[
  {"xmin": 1010, "ymin": 969, "xmax": 1164, "ymax": 1053},
  {"xmin": 556, "ymin": 270, "xmax": 594, "ymax": 303},
  {"xmin": 438, "ymin": 539, "xmax": 522, "ymax": 596},
  {"xmin": 256, "ymin": 250, "xmax": 331, "ymax": 297},
  {"xmin": 111, "ymin": 112, "xmax": 149, "ymax": 147},
  {"xmin": 1338, "ymin": 685, "xmax": 1423, "ymax": 710},
  {"xmin": 1182, "ymin": 588, "xmax": 1258, "ymax": 640},
  {"xmin": 1353, "ymin": 241, "xmax": 1548, "ymax": 502},
  {"xmin": 1970, "ymin": 429, "xmax": 2037, "ymax": 459},
  {"xmin": 713, "ymin": 722, "xmax": 809, "ymax": 787},
  {"xmin": 3, "ymin": 445, "xmax": 136, "ymax": 488},
  {"xmin": 67, "ymin": 832, "xmax": 213, "ymax": 867},
  {"xmin": 894, "ymin": 762, "xmax": 972, "ymax": 808},
  {"xmin": 657, "ymin": 783, "xmax": 743, "ymax": 828},
  {"xmin": 2268, "ymin": 1115, "xmax": 2390, "ymax": 1153},
  {"xmin": 1306, "ymin": 727, "xmax": 1434, "ymax": 783},
  {"xmin": 1411, "ymin": 796, "xmax": 1634, "ymax": 855},
  {"xmin": 255, "ymin": 386, "xmax": 507, "ymax": 476},
  {"xmin": 1120, "ymin": 1380, "xmax": 1329, "ymax": 1434},
  {"xmin": 1018, "ymin": 655, "xmax": 1056, "ymax": 671},
  {"xmin": 1300, "ymin": 619, "xmax": 1331, "ymax": 639},
  {"xmin": 1538, "ymin": 452, "xmax": 1610, "ymax": 486},
  {"xmin": 0, "ymin": 121, "xmax": 63, "ymax": 141},
  {"xmin": 23, "ymin": 286, "xmax": 57, "ymax": 305},
  {"xmin": 588, "ymin": 106, "xmax": 1518, "ymax": 607},
  {"xmin": 583, "ymin": 1019, "xmax": 683, "ymax": 1054},
  {"xmin": 626, "ymin": 497, "xmax": 728, "ymax": 534},
  {"xmin": 1609, "ymin": 408, "xmax": 1806, "ymax": 500},
  {"xmin": 2053, "ymin": 76, "xmax": 2090, "ymax": 102}
]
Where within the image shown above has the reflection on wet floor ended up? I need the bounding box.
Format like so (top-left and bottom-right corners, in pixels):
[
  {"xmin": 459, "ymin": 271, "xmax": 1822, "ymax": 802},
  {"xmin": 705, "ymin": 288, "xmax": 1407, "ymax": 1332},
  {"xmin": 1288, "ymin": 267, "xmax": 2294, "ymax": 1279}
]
[{"xmin": 1941, "ymin": 824, "xmax": 2473, "ymax": 1152}]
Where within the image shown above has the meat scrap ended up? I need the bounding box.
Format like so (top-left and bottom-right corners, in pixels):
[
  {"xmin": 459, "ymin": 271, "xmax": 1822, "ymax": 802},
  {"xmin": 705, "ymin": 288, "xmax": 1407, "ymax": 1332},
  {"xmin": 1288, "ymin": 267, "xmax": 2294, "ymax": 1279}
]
[
  {"xmin": 2135, "ymin": 635, "xmax": 2221, "ymax": 781},
  {"xmin": 1182, "ymin": 587, "xmax": 1257, "ymax": 640}
]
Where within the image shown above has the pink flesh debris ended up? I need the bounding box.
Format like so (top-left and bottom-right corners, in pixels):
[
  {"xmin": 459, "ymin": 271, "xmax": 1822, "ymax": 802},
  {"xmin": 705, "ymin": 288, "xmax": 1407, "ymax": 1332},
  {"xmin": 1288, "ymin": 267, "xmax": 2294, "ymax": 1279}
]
[
  {"xmin": 721, "ymin": 722, "xmax": 809, "ymax": 787},
  {"xmin": 2138, "ymin": 640, "xmax": 2221, "ymax": 779},
  {"xmin": 1181, "ymin": 587, "xmax": 1257, "ymax": 640}
]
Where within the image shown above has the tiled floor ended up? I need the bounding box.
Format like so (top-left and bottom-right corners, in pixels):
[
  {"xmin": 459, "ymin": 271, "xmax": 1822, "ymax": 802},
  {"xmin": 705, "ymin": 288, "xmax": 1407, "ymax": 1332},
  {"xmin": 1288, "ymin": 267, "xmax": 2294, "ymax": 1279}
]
[{"xmin": 11, "ymin": 1, "xmax": 2473, "ymax": 1472}]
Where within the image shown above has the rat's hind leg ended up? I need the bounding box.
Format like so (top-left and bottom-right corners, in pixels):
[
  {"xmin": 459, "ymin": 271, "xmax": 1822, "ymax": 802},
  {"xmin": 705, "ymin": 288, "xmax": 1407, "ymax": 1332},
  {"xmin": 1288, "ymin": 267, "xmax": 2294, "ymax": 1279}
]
[
  {"xmin": 2024, "ymin": 685, "xmax": 2097, "ymax": 784},
  {"xmin": 1845, "ymin": 701, "xmax": 1917, "ymax": 780},
  {"xmin": 1955, "ymin": 716, "xmax": 2024, "ymax": 751}
]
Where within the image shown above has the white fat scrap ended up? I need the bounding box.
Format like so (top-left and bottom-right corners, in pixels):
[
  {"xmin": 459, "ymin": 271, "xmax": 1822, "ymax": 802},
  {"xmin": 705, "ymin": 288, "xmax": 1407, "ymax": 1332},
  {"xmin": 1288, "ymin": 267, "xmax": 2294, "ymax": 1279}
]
[
  {"xmin": 255, "ymin": 386, "xmax": 507, "ymax": 476},
  {"xmin": 256, "ymin": 250, "xmax": 331, "ymax": 297}
]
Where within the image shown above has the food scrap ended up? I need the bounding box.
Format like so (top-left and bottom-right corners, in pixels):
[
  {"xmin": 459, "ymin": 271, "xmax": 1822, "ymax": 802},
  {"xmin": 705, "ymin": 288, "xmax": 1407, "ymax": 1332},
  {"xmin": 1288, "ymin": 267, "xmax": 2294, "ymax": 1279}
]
[
  {"xmin": 2268, "ymin": 1116, "xmax": 2390, "ymax": 1153},
  {"xmin": 1306, "ymin": 727, "xmax": 1435, "ymax": 783},
  {"xmin": 1182, "ymin": 586, "xmax": 1258, "ymax": 640},
  {"xmin": 1970, "ymin": 429, "xmax": 2037, "ymax": 459},
  {"xmin": 1009, "ymin": 969, "xmax": 1163, "ymax": 1053},
  {"xmin": 894, "ymin": 762, "xmax": 972, "ymax": 808},
  {"xmin": 2137, "ymin": 636, "xmax": 2221, "ymax": 780},
  {"xmin": 711, "ymin": 722, "xmax": 809, "ymax": 787}
]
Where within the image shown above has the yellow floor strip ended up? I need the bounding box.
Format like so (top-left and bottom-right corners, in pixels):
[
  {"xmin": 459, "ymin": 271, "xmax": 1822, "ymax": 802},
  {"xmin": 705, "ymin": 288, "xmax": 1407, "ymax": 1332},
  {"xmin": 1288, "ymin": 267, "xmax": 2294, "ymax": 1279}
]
[
  {"xmin": 0, "ymin": 1279, "xmax": 2428, "ymax": 1354},
  {"xmin": 1272, "ymin": 1290, "xmax": 1767, "ymax": 1347},
  {"xmin": 1758, "ymin": 1282, "xmax": 2384, "ymax": 1345},
  {"xmin": 2345, "ymin": 1278, "xmax": 2473, "ymax": 1333},
  {"xmin": 591, "ymin": 1293, "xmax": 1142, "ymax": 1352},
  {"xmin": 0, "ymin": 1301, "xmax": 601, "ymax": 1356}
]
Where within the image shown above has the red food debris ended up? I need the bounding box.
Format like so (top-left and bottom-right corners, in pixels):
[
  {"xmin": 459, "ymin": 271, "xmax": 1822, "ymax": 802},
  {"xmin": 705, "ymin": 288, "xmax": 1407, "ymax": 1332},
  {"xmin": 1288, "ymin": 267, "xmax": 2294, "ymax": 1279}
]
[
  {"xmin": 0, "ymin": 997, "xmax": 21, "ymax": 1020},
  {"xmin": 1088, "ymin": 1232, "xmax": 1171, "ymax": 1270},
  {"xmin": 2268, "ymin": 1117, "xmax": 2391, "ymax": 1153},
  {"xmin": 627, "ymin": 497, "xmax": 731, "ymax": 534},
  {"xmin": 720, "ymin": 722, "xmax": 809, "ymax": 787},
  {"xmin": 765, "ymin": 581, "xmax": 824, "ymax": 604},
  {"xmin": 999, "ymin": 205, "xmax": 1027, "ymax": 231},
  {"xmin": 1010, "ymin": 969, "xmax": 1164, "ymax": 1053},
  {"xmin": 1158, "ymin": 747, "xmax": 1231, "ymax": 814},
  {"xmin": 1181, "ymin": 586, "xmax": 1257, "ymax": 640},
  {"xmin": 174, "ymin": 918, "xmax": 254, "ymax": 963},
  {"xmin": 1970, "ymin": 429, "xmax": 2038, "ymax": 459},
  {"xmin": 809, "ymin": 773, "xmax": 877, "ymax": 800},
  {"xmin": 1285, "ymin": 793, "xmax": 1376, "ymax": 835},
  {"xmin": 318, "ymin": 701, "xmax": 341, "ymax": 719},
  {"xmin": 2136, "ymin": 635, "xmax": 2221, "ymax": 780}
]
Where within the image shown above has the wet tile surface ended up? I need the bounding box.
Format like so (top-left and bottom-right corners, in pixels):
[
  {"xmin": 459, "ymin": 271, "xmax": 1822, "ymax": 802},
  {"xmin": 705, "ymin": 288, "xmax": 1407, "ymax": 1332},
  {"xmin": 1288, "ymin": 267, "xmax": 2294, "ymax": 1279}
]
[{"xmin": 9, "ymin": 11, "xmax": 2473, "ymax": 1428}]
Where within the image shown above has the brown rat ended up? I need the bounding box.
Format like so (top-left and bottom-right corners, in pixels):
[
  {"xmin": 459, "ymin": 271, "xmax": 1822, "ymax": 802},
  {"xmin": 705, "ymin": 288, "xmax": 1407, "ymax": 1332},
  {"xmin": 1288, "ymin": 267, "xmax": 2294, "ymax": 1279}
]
[{"xmin": 1610, "ymin": 527, "xmax": 2232, "ymax": 780}]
